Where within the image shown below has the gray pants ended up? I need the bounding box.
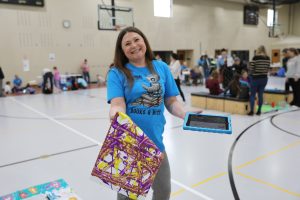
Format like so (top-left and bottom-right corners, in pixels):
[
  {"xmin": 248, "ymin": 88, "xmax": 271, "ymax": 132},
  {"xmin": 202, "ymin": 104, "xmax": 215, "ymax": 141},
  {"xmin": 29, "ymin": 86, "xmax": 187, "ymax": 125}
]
[{"xmin": 117, "ymin": 153, "xmax": 171, "ymax": 200}]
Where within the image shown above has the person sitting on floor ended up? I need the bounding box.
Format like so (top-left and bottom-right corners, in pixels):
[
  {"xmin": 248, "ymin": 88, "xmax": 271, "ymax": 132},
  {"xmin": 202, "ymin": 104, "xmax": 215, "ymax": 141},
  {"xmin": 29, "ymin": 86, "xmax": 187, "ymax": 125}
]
[
  {"xmin": 206, "ymin": 70, "xmax": 223, "ymax": 95},
  {"xmin": 77, "ymin": 77, "xmax": 88, "ymax": 89},
  {"xmin": 12, "ymin": 75, "xmax": 23, "ymax": 93},
  {"xmin": 4, "ymin": 81, "xmax": 12, "ymax": 95},
  {"xmin": 22, "ymin": 83, "xmax": 35, "ymax": 94}
]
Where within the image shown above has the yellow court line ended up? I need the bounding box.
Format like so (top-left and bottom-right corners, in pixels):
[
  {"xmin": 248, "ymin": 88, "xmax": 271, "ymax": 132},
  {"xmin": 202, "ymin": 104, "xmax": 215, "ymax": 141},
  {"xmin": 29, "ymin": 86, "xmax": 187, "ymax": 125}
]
[
  {"xmin": 170, "ymin": 188, "xmax": 186, "ymax": 197},
  {"xmin": 171, "ymin": 172, "xmax": 227, "ymax": 198},
  {"xmin": 171, "ymin": 139, "xmax": 300, "ymax": 198},
  {"xmin": 235, "ymin": 140, "xmax": 300, "ymax": 170},
  {"xmin": 236, "ymin": 171, "xmax": 300, "ymax": 198},
  {"xmin": 191, "ymin": 172, "xmax": 228, "ymax": 188}
]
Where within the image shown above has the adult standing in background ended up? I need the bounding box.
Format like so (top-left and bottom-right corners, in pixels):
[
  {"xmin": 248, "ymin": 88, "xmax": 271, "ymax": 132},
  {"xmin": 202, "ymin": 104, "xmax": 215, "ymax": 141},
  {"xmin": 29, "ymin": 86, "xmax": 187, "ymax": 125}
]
[
  {"xmin": 286, "ymin": 48, "xmax": 300, "ymax": 107},
  {"xmin": 282, "ymin": 48, "xmax": 289, "ymax": 72},
  {"xmin": 81, "ymin": 59, "xmax": 90, "ymax": 84},
  {"xmin": 169, "ymin": 53, "xmax": 185, "ymax": 102},
  {"xmin": 198, "ymin": 54, "xmax": 211, "ymax": 79},
  {"xmin": 0, "ymin": 66, "xmax": 5, "ymax": 97},
  {"xmin": 282, "ymin": 48, "xmax": 291, "ymax": 92},
  {"xmin": 42, "ymin": 68, "xmax": 54, "ymax": 94},
  {"xmin": 53, "ymin": 66, "xmax": 61, "ymax": 90},
  {"xmin": 248, "ymin": 45, "xmax": 271, "ymax": 116},
  {"xmin": 217, "ymin": 49, "xmax": 234, "ymax": 89},
  {"xmin": 232, "ymin": 57, "xmax": 247, "ymax": 75}
]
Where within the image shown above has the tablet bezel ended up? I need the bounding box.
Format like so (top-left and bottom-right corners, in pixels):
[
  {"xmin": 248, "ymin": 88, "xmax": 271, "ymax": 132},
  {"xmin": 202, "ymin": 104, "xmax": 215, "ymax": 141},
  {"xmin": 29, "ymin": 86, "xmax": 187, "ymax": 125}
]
[{"xmin": 183, "ymin": 112, "xmax": 232, "ymax": 134}]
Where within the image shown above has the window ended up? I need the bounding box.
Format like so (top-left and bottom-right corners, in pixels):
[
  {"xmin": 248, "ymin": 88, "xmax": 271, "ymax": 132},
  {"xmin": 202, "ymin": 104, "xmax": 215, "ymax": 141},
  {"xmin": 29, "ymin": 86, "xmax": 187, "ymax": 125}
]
[
  {"xmin": 154, "ymin": 0, "xmax": 172, "ymax": 18},
  {"xmin": 267, "ymin": 9, "xmax": 278, "ymax": 27}
]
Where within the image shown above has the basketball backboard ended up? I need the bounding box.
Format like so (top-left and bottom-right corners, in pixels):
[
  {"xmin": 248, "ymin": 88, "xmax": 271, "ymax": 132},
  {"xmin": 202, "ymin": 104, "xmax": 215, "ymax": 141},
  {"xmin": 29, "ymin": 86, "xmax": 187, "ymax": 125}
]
[{"xmin": 98, "ymin": 4, "xmax": 134, "ymax": 31}]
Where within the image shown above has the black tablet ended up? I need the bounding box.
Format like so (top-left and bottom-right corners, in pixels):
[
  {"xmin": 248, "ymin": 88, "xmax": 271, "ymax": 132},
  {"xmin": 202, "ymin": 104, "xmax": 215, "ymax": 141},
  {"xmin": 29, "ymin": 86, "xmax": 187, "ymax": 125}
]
[{"xmin": 183, "ymin": 112, "xmax": 232, "ymax": 134}]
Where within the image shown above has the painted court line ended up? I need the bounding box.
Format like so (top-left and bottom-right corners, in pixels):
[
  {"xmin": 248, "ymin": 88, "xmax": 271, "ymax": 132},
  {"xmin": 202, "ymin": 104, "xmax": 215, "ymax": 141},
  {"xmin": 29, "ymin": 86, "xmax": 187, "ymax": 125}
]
[
  {"xmin": 0, "ymin": 144, "xmax": 98, "ymax": 168},
  {"xmin": 53, "ymin": 110, "xmax": 103, "ymax": 119},
  {"xmin": 236, "ymin": 171, "xmax": 300, "ymax": 198},
  {"xmin": 171, "ymin": 179, "xmax": 214, "ymax": 200},
  {"xmin": 11, "ymin": 97, "xmax": 101, "ymax": 145},
  {"xmin": 235, "ymin": 140, "xmax": 300, "ymax": 170},
  {"xmin": 171, "ymin": 139, "xmax": 300, "ymax": 198},
  {"xmin": 11, "ymin": 97, "xmax": 213, "ymax": 199}
]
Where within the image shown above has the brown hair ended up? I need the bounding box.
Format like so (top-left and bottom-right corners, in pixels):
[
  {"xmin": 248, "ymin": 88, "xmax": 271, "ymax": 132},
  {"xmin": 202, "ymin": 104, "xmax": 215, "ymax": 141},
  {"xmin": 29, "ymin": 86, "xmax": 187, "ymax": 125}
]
[
  {"xmin": 211, "ymin": 70, "xmax": 219, "ymax": 80},
  {"xmin": 112, "ymin": 27, "xmax": 155, "ymax": 87},
  {"xmin": 288, "ymin": 48, "xmax": 299, "ymax": 56},
  {"xmin": 256, "ymin": 45, "xmax": 268, "ymax": 57}
]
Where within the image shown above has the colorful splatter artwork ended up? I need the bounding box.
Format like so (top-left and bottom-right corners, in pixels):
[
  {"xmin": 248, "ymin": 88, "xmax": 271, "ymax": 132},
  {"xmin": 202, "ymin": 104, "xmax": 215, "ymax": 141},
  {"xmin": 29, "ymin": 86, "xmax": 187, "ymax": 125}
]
[
  {"xmin": 91, "ymin": 112, "xmax": 164, "ymax": 199},
  {"xmin": 0, "ymin": 179, "xmax": 80, "ymax": 200}
]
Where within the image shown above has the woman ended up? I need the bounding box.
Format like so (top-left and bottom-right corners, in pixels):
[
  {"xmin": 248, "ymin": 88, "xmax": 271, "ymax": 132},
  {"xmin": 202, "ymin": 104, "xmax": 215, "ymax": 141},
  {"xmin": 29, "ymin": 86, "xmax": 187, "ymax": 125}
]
[
  {"xmin": 53, "ymin": 66, "xmax": 61, "ymax": 89},
  {"xmin": 107, "ymin": 27, "xmax": 201, "ymax": 200},
  {"xmin": 169, "ymin": 53, "xmax": 186, "ymax": 102},
  {"xmin": 205, "ymin": 70, "xmax": 223, "ymax": 95},
  {"xmin": 81, "ymin": 58, "xmax": 90, "ymax": 84},
  {"xmin": 248, "ymin": 45, "xmax": 270, "ymax": 115},
  {"xmin": 286, "ymin": 48, "xmax": 300, "ymax": 107}
]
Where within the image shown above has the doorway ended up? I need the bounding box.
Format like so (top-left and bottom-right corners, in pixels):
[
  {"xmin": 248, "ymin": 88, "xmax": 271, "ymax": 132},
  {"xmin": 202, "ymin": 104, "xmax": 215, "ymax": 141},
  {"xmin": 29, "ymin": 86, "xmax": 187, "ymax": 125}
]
[{"xmin": 177, "ymin": 49, "xmax": 194, "ymax": 68}]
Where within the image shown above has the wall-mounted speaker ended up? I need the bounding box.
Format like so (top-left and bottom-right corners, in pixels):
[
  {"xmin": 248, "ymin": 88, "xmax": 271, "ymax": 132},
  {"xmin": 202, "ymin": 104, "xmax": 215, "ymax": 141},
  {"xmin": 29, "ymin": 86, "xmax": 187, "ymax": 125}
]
[{"xmin": 244, "ymin": 5, "xmax": 259, "ymax": 25}]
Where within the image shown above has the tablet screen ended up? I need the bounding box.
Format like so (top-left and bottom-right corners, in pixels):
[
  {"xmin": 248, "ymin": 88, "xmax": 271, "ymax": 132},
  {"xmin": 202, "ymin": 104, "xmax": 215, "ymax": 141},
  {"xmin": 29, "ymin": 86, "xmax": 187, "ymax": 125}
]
[{"xmin": 186, "ymin": 114, "xmax": 228, "ymax": 130}]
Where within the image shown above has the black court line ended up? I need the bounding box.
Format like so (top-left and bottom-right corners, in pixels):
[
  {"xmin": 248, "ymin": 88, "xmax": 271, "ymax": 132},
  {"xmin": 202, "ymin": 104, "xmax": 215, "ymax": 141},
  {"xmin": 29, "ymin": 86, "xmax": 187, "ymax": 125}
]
[
  {"xmin": 0, "ymin": 144, "xmax": 98, "ymax": 169},
  {"xmin": 228, "ymin": 108, "xmax": 300, "ymax": 200},
  {"xmin": 270, "ymin": 109, "xmax": 300, "ymax": 138}
]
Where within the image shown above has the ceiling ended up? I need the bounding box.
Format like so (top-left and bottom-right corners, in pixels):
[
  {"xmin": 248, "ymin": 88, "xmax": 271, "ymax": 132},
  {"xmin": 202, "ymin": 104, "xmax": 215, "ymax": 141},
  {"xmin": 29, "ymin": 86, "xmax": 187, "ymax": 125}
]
[
  {"xmin": 220, "ymin": 0, "xmax": 300, "ymax": 5},
  {"xmin": 250, "ymin": 0, "xmax": 300, "ymax": 5}
]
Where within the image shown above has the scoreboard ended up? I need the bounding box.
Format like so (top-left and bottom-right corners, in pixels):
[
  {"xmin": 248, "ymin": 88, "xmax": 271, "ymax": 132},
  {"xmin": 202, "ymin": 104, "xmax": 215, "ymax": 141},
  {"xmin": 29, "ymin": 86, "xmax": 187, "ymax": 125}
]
[{"xmin": 0, "ymin": 0, "xmax": 44, "ymax": 7}]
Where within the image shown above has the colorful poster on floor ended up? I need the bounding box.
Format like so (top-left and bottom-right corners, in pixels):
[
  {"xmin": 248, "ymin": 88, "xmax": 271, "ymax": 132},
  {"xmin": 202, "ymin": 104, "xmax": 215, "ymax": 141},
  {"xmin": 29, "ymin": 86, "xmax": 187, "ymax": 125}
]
[
  {"xmin": 91, "ymin": 112, "xmax": 164, "ymax": 200},
  {"xmin": 0, "ymin": 179, "xmax": 80, "ymax": 200}
]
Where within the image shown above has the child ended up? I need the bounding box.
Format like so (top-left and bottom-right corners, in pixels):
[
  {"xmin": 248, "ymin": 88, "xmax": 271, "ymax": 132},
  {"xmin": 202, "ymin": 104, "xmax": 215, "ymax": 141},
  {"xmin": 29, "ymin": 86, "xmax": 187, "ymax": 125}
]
[
  {"xmin": 4, "ymin": 81, "xmax": 12, "ymax": 95},
  {"xmin": 96, "ymin": 74, "xmax": 106, "ymax": 86},
  {"xmin": 240, "ymin": 70, "xmax": 250, "ymax": 88},
  {"xmin": 206, "ymin": 70, "xmax": 223, "ymax": 95},
  {"xmin": 224, "ymin": 74, "xmax": 241, "ymax": 98}
]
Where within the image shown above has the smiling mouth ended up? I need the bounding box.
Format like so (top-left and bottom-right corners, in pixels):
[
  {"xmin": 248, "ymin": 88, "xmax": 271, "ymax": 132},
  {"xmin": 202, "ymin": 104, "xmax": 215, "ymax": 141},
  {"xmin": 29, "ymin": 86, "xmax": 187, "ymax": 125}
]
[{"xmin": 131, "ymin": 48, "xmax": 141, "ymax": 54}]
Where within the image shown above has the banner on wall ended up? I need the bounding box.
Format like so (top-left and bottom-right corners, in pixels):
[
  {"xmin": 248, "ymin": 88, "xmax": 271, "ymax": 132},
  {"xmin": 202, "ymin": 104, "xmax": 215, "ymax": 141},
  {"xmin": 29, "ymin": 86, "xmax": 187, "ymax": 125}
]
[{"xmin": 22, "ymin": 59, "xmax": 30, "ymax": 72}]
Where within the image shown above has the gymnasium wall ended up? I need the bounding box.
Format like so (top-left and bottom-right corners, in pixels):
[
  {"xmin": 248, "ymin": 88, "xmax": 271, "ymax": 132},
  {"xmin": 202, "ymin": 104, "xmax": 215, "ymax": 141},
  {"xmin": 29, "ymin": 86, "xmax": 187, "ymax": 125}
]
[
  {"xmin": 292, "ymin": 3, "xmax": 300, "ymax": 36},
  {"xmin": 0, "ymin": 0, "xmax": 290, "ymax": 84}
]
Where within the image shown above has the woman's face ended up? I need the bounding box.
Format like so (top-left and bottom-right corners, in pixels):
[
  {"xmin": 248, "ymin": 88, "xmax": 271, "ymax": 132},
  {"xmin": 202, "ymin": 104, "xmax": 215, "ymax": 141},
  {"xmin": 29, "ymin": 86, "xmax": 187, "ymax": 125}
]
[{"xmin": 121, "ymin": 32, "xmax": 146, "ymax": 63}]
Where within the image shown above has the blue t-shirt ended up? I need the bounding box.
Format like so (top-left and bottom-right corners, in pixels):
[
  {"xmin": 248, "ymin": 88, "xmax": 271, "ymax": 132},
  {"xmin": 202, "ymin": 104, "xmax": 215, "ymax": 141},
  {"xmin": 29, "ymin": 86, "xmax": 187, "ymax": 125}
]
[
  {"xmin": 13, "ymin": 78, "xmax": 22, "ymax": 87},
  {"xmin": 107, "ymin": 60, "xmax": 179, "ymax": 151}
]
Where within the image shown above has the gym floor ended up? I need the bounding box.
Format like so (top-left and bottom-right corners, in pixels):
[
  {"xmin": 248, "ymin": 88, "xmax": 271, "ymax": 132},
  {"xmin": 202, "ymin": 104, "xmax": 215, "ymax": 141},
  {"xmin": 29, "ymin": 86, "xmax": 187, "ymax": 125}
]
[{"xmin": 0, "ymin": 76, "xmax": 299, "ymax": 200}]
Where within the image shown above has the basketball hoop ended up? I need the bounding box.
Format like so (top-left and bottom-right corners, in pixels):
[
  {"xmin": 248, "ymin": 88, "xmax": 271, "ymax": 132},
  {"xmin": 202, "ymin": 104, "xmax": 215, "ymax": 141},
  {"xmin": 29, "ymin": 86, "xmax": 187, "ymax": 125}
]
[{"xmin": 98, "ymin": 4, "xmax": 134, "ymax": 31}]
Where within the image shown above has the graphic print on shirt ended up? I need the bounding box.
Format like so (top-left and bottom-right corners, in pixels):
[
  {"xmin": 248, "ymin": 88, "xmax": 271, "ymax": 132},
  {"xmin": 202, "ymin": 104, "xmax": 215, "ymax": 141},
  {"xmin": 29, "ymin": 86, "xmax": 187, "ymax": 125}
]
[{"xmin": 131, "ymin": 74, "xmax": 163, "ymax": 107}]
